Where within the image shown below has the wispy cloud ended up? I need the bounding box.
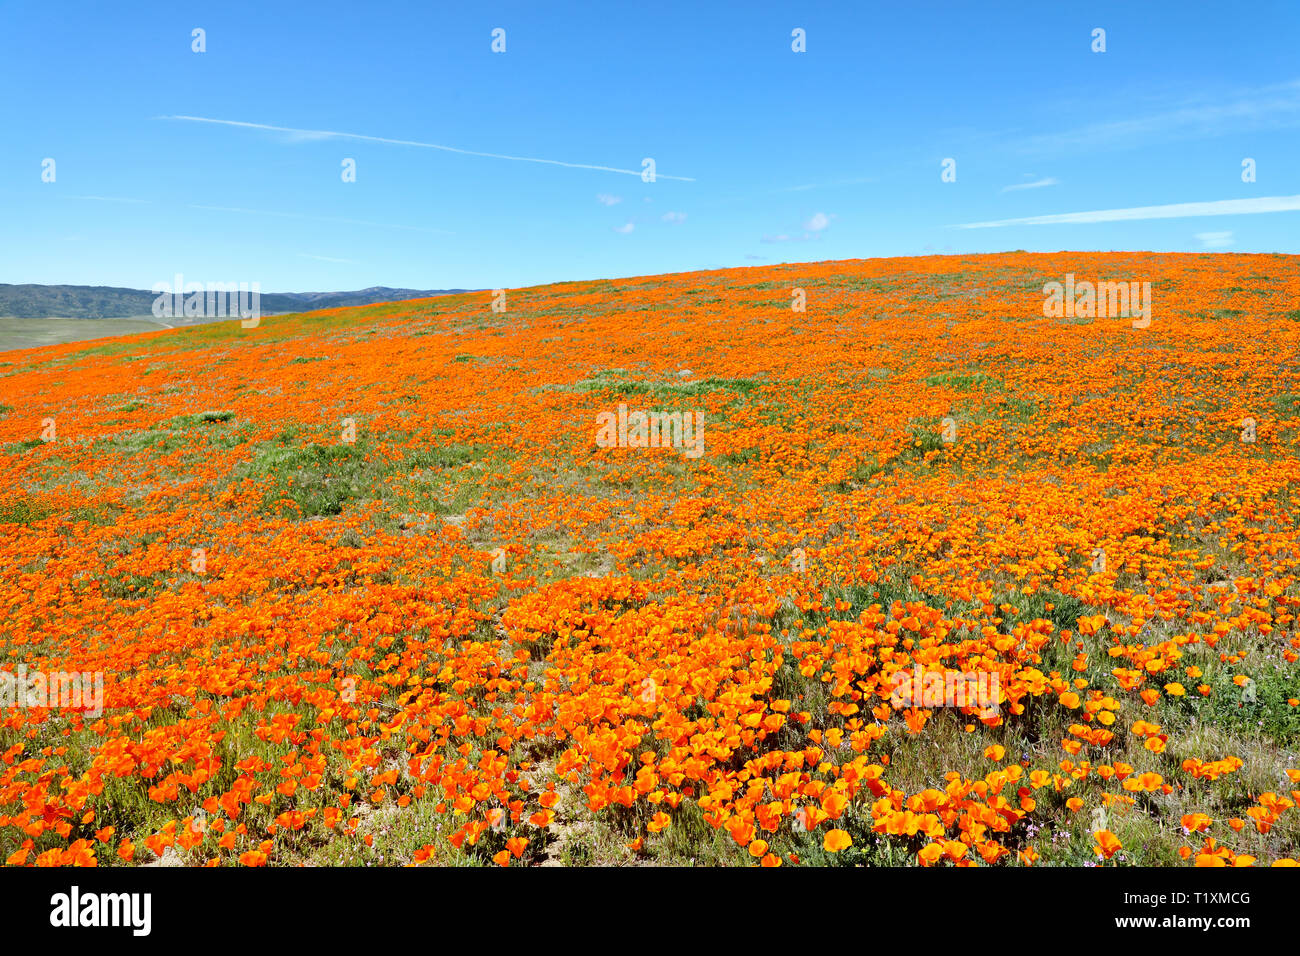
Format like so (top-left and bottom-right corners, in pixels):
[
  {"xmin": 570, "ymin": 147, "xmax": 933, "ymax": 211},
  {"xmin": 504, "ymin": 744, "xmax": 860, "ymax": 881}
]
[
  {"xmin": 596, "ymin": 193, "xmax": 622, "ymax": 206},
  {"xmin": 613, "ymin": 222, "xmax": 635, "ymax": 234},
  {"xmin": 299, "ymin": 253, "xmax": 359, "ymax": 264},
  {"xmin": 66, "ymin": 195, "xmax": 152, "ymax": 203},
  {"xmin": 778, "ymin": 176, "xmax": 874, "ymax": 193},
  {"xmin": 188, "ymin": 204, "xmax": 452, "ymax": 234},
  {"xmin": 1195, "ymin": 230, "xmax": 1234, "ymax": 248},
  {"xmin": 161, "ymin": 115, "xmax": 696, "ymax": 181},
  {"xmin": 1001, "ymin": 176, "xmax": 1058, "ymax": 192},
  {"xmin": 661, "ymin": 211, "xmax": 687, "ymax": 224},
  {"xmin": 952, "ymin": 195, "xmax": 1300, "ymax": 228},
  {"xmin": 1012, "ymin": 80, "xmax": 1300, "ymax": 155}
]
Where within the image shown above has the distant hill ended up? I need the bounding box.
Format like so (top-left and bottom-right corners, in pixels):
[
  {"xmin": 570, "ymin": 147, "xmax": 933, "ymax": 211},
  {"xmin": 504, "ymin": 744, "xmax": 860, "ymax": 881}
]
[{"xmin": 0, "ymin": 284, "xmax": 474, "ymax": 319}]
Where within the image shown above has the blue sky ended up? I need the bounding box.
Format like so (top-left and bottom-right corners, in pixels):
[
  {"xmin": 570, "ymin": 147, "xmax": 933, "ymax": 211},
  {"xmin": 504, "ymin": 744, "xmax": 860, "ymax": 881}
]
[{"xmin": 2, "ymin": 0, "xmax": 1299, "ymax": 291}]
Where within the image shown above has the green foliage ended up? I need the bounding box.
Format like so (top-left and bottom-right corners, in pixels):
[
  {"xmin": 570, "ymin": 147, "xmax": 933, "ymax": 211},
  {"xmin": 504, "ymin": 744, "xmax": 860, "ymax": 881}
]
[
  {"xmin": 924, "ymin": 370, "xmax": 1000, "ymax": 390},
  {"xmin": 241, "ymin": 437, "xmax": 488, "ymax": 518},
  {"xmin": 561, "ymin": 369, "xmax": 762, "ymax": 400},
  {"xmin": 1201, "ymin": 663, "xmax": 1300, "ymax": 745},
  {"xmin": 0, "ymin": 496, "xmax": 55, "ymax": 525},
  {"xmin": 168, "ymin": 409, "xmax": 234, "ymax": 427}
]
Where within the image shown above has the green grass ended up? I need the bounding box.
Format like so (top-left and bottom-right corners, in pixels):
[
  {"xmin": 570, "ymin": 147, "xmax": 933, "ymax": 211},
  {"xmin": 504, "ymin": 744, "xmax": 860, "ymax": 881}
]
[
  {"xmin": 97, "ymin": 413, "xmax": 251, "ymax": 456},
  {"xmin": 924, "ymin": 370, "xmax": 1001, "ymax": 390},
  {"xmin": 239, "ymin": 436, "xmax": 491, "ymax": 518},
  {"xmin": 552, "ymin": 369, "xmax": 763, "ymax": 402},
  {"xmin": 1272, "ymin": 393, "xmax": 1300, "ymax": 414},
  {"xmin": 2, "ymin": 438, "xmax": 45, "ymax": 455},
  {"xmin": 167, "ymin": 409, "xmax": 235, "ymax": 427}
]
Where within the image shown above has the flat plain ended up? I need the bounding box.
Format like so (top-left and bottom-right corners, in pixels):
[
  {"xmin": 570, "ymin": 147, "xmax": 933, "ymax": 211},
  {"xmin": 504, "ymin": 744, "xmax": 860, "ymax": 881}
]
[{"xmin": 0, "ymin": 316, "xmax": 171, "ymax": 354}]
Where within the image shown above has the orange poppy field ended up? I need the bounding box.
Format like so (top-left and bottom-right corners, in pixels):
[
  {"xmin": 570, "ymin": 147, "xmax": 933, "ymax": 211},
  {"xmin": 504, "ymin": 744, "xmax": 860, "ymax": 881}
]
[{"xmin": 2, "ymin": 251, "xmax": 1299, "ymax": 868}]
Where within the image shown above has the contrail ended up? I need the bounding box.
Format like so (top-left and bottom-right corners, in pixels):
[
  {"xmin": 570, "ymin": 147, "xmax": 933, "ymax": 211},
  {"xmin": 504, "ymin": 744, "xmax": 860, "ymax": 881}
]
[
  {"xmin": 953, "ymin": 195, "xmax": 1300, "ymax": 228},
  {"xmin": 160, "ymin": 115, "xmax": 696, "ymax": 182}
]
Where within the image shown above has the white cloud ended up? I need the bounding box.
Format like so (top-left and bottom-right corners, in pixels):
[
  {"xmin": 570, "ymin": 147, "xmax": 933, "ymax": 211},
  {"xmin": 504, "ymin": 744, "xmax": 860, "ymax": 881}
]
[
  {"xmin": 161, "ymin": 115, "xmax": 697, "ymax": 181},
  {"xmin": 953, "ymin": 194, "xmax": 1300, "ymax": 228},
  {"xmin": 662, "ymin": 211, "xmax": 687, "ymax": 224},
  {"xmin": 596, "ymin": 193, "xmax": 622, "ymax": 206},
  {"xmin": 1001, "ymin": 177, "xmax": 1059, "ymax": 192},
  {"xmin": 613, "ymin": 222, "xmax": 634, "ymax": 234},
  {"xmin": 804, "ymin": 211, "xmax": 832, "ymax": 232},
  {"xmin": 764, "ymin": 212, "xmax": 834, "ymax": 242},
  {"xmin": 1195, "ymin": 230, "xmax": 1234, "ymax": 248}
]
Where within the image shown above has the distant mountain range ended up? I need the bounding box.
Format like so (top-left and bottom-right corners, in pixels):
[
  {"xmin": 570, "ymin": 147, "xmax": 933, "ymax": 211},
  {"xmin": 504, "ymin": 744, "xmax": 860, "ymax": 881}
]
[{"xmin": 0, "ymin": 284, "xmax": 474, "ymax": 319}]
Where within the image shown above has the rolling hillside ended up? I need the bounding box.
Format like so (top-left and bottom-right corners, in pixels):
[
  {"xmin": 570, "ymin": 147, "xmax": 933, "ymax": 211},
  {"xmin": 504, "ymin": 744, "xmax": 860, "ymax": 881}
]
[{"xmin": 1, "ymin": 253, "xmax": 1299, "ymax": 868}]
